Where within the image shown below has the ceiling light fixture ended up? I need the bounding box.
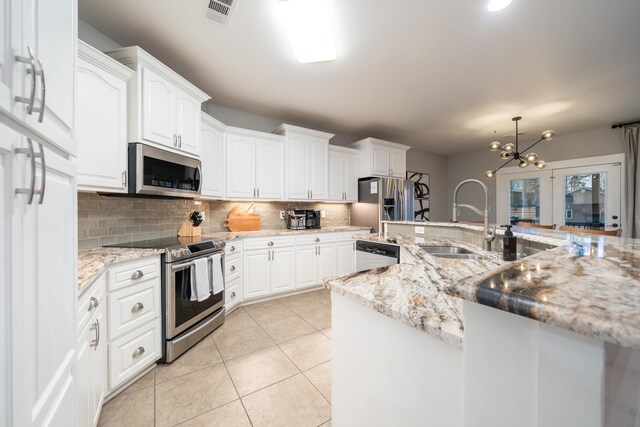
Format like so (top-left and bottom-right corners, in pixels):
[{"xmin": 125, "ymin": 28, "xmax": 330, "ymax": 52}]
[
  {"xmin": 484, "ymin": 116, "xmax": 555, "ymax": 180},
  {"xmin": 276, "ymin": 0, "xmax": 337, "ymax": 64},
  {"xmin": 487, "ymin": 0, "xmax": 512, "ymax": 12}
]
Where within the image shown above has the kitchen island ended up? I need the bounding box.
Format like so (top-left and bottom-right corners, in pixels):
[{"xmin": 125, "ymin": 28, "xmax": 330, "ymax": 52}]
[{"xmin": 326, "ymin": 222, "xmax": 640, "ymax": 427}]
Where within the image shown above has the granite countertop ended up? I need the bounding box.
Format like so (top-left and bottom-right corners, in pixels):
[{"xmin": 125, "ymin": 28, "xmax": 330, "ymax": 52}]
[
  {"xmin": 447, "ymin": 236, "xmax": 640, "ymax": 350},
  {"xmin": 325, "ymin": 234, "xmax": 504, "ymax": 348},
  {"xmin": 77, "ymin": 247, "xmax": 164, "ymax": 295},
  {"xmin": 202, "ymin": 225, "xmax": 372, "ymax": 241}
]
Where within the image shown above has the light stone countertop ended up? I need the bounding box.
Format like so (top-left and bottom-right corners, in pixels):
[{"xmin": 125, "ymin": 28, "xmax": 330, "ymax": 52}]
[
  {"xmin": 202, "ymin": 225, "xmax": 372, "ymax": 241},
  {"xmin": 325, "ymin": 234, "xmax": 504, "ymax": 348},
  {"xmin": 77, "ymin": 247, "xmax": 164, "ymax": 296}
]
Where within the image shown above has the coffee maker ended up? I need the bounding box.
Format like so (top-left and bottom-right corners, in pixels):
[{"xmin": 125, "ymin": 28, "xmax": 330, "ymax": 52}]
[
  {"xmin": 284, "ymin": 209, "xmax": 321, "ymax": 229},
  {"xmin": 304, "ymin": 210, "xmax": 321, "ymax": 229}
]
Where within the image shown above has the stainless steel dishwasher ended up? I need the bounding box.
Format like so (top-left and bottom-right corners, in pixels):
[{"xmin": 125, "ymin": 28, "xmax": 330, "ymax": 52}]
[{"xmin": 355, "ymin": 240, "xmax": 401, "ymax": 272}]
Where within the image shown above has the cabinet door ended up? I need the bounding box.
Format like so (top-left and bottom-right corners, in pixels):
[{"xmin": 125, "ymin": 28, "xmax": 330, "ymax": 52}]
[
  {"xmin": 308, "ymin": 137, "xmax": 328, "ymax": 200},
  {"xmin": 21, "ymin": 0, "xmax": 75, "ymax": 154},
  {"xmin": 344, "ymin": 154, "xmax": 358, "ymax": 202},
  {"xmin": 389, "ymin": 147, "xmax": 407, "ymax": 178},
  {"xmin": 243, "ymin": 250, "xmax": 270, "ymax": 299},
  {"xmin": 371, "ymin": 143, "xmax": 390, "ymax": 176},
  {"xmin": 316, "ymin": 243, "xmax": 336, "ymax": 282},
  {"xmin": 0, "ymin": 0, "xmax": 13, "ymax": 113},
  {"xmin": 76, "ymin": 57, "xmax": 128, "ymax": 192},
  {"xmin": 18, "ymin": 146, "xmax": 76, "ymax": 426},
  {"xmin": 90, "ymin": 303, "xmax": 107, "ymax": 427},
  {"xmin": 176, "ymin": 88, "xmax": 200, "ymax": 155},
  {"xmin": 336, "ymin": 241, "xmax": 355, "ymax": 276},
  {"xmin": 75, "ymin": 318, "xmax": 92, "ymax": 427},
  {"xmin": 226, "ymin": 134, "xmax": 256, "ymax": 198},
  {"xmin": 270, "ymin": 247, "xmax": 295, "ymax": 294},
  {"xmin": 200, "ymin": 122, "xmax": 224, "ymax": 198},
  {"xmin": 328, "ymin": 151, "xmax": 343, "ymax": 201},
  {"xmin": 295, "ymin": 246, "xmax": 317, "ymax": 289},
  {"xmin": 255, "ymin": 139, "xmax": 284, "ymax": 199},
  {"xmin": 287, "ymin": 134, "xmax": 309, "ymax": 199},
  {"xmin": 141, "ymin": 67, "xmax": 177, "ymax": 148}
]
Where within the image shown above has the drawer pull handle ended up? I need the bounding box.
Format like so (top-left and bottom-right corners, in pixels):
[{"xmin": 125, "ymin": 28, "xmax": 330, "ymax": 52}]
[
  {"xmin": 230, "ymin": 265, "xmax": 236, "ymax": 272},
  {"xmin": 230, "ymin": 246, "xmax": 235, "ymax": 252},
  {"xmin": 267, "ymin": 241, "xmax": 274, "ymax": 247},
  {"xmin": 132, "ymin": 346, "xmax": 145, "ymax": 359},
  {"xmin": 91, "ymin": 319, "xmax": 100, "ymax": 350},
  {"xmin": 314, "ymin": 237, "xmax": 320, "ymax": 242},
  {"xmin": 88, "ymin": 297, "xmax": 99, "ymax": 311},
  {"xmin": 131, "ymin": 270, "xmax": 144, "ymax": 280},
  {"xmin": 131, "ymin": 302, "xmax": 145, "ymax": 313},
  {"xmin": 231, "ymin": 291, "xmax": 237, "ymax": 298}
]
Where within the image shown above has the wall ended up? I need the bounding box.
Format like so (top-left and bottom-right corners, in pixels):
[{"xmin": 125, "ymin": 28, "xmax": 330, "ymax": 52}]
[
  {"xmin": 447, "ymin": 126, "xmax": 625, "ymax": 223},
  {"xmin": 78, "ymin": 19, "xmax": 122, "ymax": 51},
  {"xmin": 78, "ymin": 193, "xmax": 350, "ymax": 250}
]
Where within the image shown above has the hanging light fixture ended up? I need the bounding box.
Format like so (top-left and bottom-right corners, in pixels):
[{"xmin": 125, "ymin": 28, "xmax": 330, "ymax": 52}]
[{"xmin": 483, "ymin": 116, "xmax": 555, "ymax": 180}]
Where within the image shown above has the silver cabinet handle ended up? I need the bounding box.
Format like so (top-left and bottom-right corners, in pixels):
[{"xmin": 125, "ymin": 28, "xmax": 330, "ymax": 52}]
[
  {"xmin": 267, "ymin": 241, "xmax": 274, "ymax": 247},
  {"xmin": 91, "ymin": 319, "xmax": 100, "ymax": 350},
  {"xmin": 310, "ymin": 190, "xmax": 313, "ymax": 199},
  {"xmin": 122, "ymin": 170, "xmax": 127, "ymax": 188},
  {"xmin": 257, "ymin": 188, "xmax": 259, "ymax": 198},
  {"xmin": 272, "ymin": 250, "xmax": 275, "ymax": 261},
  {"xmin": 178, "ymin": 134, "xmax": 182, "ymax": 148},
  {"xmin": 36, "ymin": 142, "xmax": 45, "ymax": 204},
  {"xmin": 173, "ymin": 134, "xmax": 177, "ymax": 147},
  {"xmin": 36, "ymin": 60, "xmax": 45, "ymax": 123},
  {"xmin": 88, "ymin": 297, "xmax": 99, "ymax": 311},
  {"xmin": 253, "ymin": 188, "xmax": 256, "ymax": 198},
  {"xmin": 131, "ymin": 302, "xmax": 145, "ymax": 313},
  {"xmin": 315, "ymin": 246, "xmax": 318, "ymax": 255},
  {"xmin": 132, "ymin": 346, "xmax": 145, "ymax": 359},
  {"xmin": 230, "ymin": 265, "xmax": 236, "ymax": 272},
  {"xmin": 131, "ymin": 270, "xmax": 144, "ymax": 280},
  {"xmin": 307, "ymin": 190, "xmax": 310, "ymax": 199},
  {"xmin": 318, "ymin": 245, "xmax": 321, "ymax": 255},
  {"xmin": 14, "ymin": 46, "xmax": 36, "ymax": 114},
  {"xmin": 229, "ymin": 246, "xmax": 235, "ymax": 252},
  {"xmin": 231, "ymin": 291, "xmax": 237, "ymax": 298},
  {"xmin": 14, "ymin": 138, "xmax": 36, "ymax": 204}
]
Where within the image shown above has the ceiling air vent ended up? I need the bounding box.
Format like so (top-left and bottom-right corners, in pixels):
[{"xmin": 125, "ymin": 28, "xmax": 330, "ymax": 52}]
[{"xmin": 206, "ymin": 0, "xmax": 237, "ymax": 26}]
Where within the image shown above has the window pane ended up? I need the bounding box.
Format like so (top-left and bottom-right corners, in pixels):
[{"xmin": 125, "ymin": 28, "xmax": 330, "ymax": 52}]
[
  {"xmin": 563, "ymin": 173, "xmax": 606, "ymax": 230},
  {"xmin": 510, "ymin": 178, "xmax": 540, "ymax": 225}
]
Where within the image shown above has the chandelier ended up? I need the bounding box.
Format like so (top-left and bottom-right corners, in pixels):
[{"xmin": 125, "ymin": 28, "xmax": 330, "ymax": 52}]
[{"xmin": 484, "ymin": 116, "xmax": 555, "ymax": 179}]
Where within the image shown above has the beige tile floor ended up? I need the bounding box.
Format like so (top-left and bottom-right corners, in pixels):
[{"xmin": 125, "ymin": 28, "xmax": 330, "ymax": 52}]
[{"xmin": 98, "ymin": 288, "xmax": 333, "ymax": 427}]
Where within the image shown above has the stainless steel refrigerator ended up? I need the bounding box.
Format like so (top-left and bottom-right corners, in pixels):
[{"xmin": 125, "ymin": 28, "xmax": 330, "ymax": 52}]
[{"xmin": 350, "ymin": 177, "xmax": 414, "ymax": 233}]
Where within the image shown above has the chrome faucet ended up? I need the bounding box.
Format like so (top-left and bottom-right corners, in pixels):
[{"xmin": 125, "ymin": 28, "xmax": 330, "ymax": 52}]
[{"xmin": 452, "ymin": 179, "xmax": 496, "ymax": 251}]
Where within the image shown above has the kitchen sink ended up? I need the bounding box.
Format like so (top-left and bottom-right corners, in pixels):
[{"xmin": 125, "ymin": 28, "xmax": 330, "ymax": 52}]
[{"xmin": 418, "ymin": 245, "xmax": 484, "ymax": 260}]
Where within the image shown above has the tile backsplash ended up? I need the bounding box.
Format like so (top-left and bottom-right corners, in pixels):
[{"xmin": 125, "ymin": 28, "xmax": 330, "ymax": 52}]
[{"xmin": 78, "ymin": 192, "xmax": 351, "ymax": 250}]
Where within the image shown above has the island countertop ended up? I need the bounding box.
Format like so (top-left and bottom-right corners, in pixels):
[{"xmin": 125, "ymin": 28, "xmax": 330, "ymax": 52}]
[{"xmin": 325, "ymin": 234, "xmax": 504, "ymax": 348}]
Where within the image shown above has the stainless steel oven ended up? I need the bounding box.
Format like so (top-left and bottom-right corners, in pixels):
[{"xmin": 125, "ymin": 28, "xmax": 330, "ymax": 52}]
[{"xmin": 163, "ymin": 240, "xmax": 226, "ymax": 362}]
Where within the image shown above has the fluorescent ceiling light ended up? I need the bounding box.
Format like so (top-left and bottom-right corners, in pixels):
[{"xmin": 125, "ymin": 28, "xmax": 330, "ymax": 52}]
[
  {"xmin": 276, "ymin": 0, "xmax": 337, "ymax": 64},
  {"xmin": 487, "ymin": 0, "xmax": 512, "ymax": 12}
]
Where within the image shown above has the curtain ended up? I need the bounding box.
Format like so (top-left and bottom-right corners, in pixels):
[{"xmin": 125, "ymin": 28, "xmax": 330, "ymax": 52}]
[{"xmin": 623, "ymin": 125, "xmax": 640, "ymax": 238}]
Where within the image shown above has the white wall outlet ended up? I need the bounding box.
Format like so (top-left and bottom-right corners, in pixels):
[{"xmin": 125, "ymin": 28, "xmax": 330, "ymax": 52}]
[
  {"xmin": 321, "ymin": 210, "xmax": 326, "ymax": 218},
  {"xmin": 280, "ymin": 211, "xmax": 285, "ymax": 219},
  {"xmin": 415, "ymin": 226, "xmax": 425, "ymax": 234}
]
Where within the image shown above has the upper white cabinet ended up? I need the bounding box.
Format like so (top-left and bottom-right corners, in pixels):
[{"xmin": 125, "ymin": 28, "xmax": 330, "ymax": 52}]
[
  {"xmin": 0, "ymin": 0, "xmax": 76, "ymax": 155},
  {"xmin": 348, "ymin": 138, "xmax": 410, "ymax": 179},
  {"xmin": 329, "ymin": 145, "xmax": 359, "ymax": 202},
  {"xmin": 225, "ymin": 127, "xmax": 284, "ymax": 200},
  {"xmin": 106, "ymin": 46, "xmax": 210, "ymax": 157},
  {"xmin": 200, "ymin": 112, "xmax": 225, "ymax": 199},
  {"xmin": 274, "ymin": 124, "xmax": 334, "ymax": 201},
  {"xmin": 76, "ymin": 40, "xmax": 133, "ymax": 193}
]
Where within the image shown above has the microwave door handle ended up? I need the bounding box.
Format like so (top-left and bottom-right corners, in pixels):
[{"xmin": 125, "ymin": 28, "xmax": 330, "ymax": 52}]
[{"xmin": 194, "ymin": 164, "xmax": 202, "ymax": 192}]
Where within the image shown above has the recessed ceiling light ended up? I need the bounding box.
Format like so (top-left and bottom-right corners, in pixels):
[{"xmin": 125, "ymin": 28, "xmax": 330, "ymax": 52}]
[
  {"xmin": 276, "ymin": 0, "xmax": 337, "ymax": 64},
  {"xmin": 487, "ymin": 0, "xmax": 512, "ymax": 12}
]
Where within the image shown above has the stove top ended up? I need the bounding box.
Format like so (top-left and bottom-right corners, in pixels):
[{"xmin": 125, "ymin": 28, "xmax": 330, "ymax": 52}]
[{"xmin": 105, "ymin": 236, "xmax": 225, "ymax": 262}]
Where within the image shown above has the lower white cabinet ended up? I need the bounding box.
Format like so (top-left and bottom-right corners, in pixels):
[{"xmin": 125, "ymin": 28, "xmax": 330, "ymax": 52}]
[
  {"xmin": 108, "ymin": 321, "xmax": 161, "ymax": 389},
  {"xmin": 76, "ymin": 275, "xmax": 107, "ymax": 427},
  {"xmin": 295, "ymin": 243, "xmax": 336, "ymax": 290},
  {"xmin": 243, "ymin": 237, "xmax": 295, "ymax": 300},
  {"xmin": 225, "ymin": 241, "xmax": 243, "ymax": 311},
  {"xmin": 336, "ymin": 240, "xmax": 356, "ymax": 276}
]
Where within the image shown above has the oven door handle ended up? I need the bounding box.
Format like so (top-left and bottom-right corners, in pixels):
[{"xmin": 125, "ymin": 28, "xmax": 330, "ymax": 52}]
[{"xmin": 170, "ymin": 252, "xmax": 224, "ymax": 271}]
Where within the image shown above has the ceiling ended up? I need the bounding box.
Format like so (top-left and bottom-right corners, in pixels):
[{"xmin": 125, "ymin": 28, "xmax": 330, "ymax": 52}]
[{"xmin": 78, "ymin": 0, "xmax": 640, "ymax": 155}]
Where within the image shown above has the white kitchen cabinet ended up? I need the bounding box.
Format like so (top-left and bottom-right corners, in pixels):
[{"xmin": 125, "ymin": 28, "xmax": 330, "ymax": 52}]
[
  {"xmin": 1, "ymin": 0, "xmax": 76, "ymax": 155},
  {"xmin": 225, "ymin": 241, "xmax": 243, "ymax": 312},
  {"xmin": 348, "ymin": 138, "xmax": 411, "ymax": 179},
  {"xmin": 76, "ymin": 40, "xmax": 133, "ymax": 193},
  {"xmin": 329, "ymin": 145, "xmax": 359, "ymax": 202},
  {"xmin": 106, "ymin": 46, "xmax": 210, "ymax": 157},
  {"xmin": 274, "ymin": 124, "xmax": 334, "ymax": 201},
  {"xmin": 336, "ymin": 241, "xmax": 356, "ymax": 276},
  {"xmin": 243, "ymin": 250, "xmax": 271, "ymax": 299},
  {"xmin": 76, "ymin": 275, "xmax": 107, "ymax": 427},
  {"xmin": 225, "ymin": 127, "xmax": 284, "ymax": 200},
  {"xmin": 201, "ymin": 112, "xmax": 225, "ymax": 199},
  {"xmin": 243, "ymin": 237, "xmax": 296, "ymax": 300},
  {"xmin": 270, "ymin": 247, "xmax": 296, "ymax": 293},
  {"xmin": 295, "ymin": 243, "xmax": 337, "ymax": 290}
]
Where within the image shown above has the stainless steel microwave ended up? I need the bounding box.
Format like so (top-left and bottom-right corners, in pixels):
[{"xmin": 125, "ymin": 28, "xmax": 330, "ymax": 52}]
[{"xmin": 128, "ymin": 143, "xmax": 201, "ymax": 198}]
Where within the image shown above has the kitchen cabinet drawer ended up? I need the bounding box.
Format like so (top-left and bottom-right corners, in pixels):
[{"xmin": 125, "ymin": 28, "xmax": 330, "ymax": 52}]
[
  {"xmin": 108, "ymin": 256, "xmax": 160, "ymax": 291},
  {"xmin": 225, "ymin": 256, "xmax": 241, "ymax": 282},
  {"xmin": 225, "ymin": 241, "xmax": 242, "ymax": 256},
  {"xmin": 108, "ymin": 280, "xmax": 161, "ymax": 340},
  {"xmin": 243, "ymin": 236, "xmax": 295, "ymax": 250},
  {"xmin": 108, "ymin": 321, "xmax": 161, "ymax": 390},
  {"xmin": 77, "ymin": 273, "xmax": 107, "ymax": 335},
  {"xmin": 225, "ymin": 278, "xmax": 241, "ymax": 310},
  {"xmin": 296, "ymin": 233, "xmax": 336, "ymax": 246}
]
